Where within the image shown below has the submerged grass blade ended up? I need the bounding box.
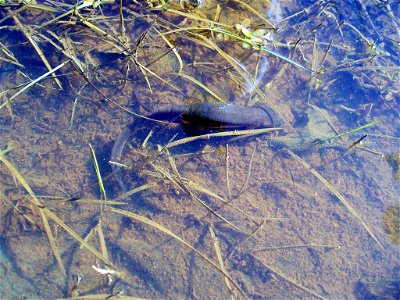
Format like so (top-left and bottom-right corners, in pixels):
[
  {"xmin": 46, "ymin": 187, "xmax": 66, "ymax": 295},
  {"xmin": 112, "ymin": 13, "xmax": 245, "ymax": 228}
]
[
  {"xmin": 96, "ymin": 220, "xmax": 109, "ymax": 261},
  {"xmin": 314, "ymin": 120, "xmax": 381, "ymax": 145},
  {"xmin": 162, "ymin": 8, "xmax": 226, "ymax": 26},
  {"xmin": 232, "ymin": 0, "xmax": 274, "ymax": 28},
  {"xmin": 260, "ymin": 46, "xmax": 310, "ymax": 71},
  {"xmin": 185, "ymin": 180, "xmax": 255, "ymax": 221},
  {"xmin": 166, "ymin": 127, "xmax": 282, "ymax": 148},
  {"xmin": 12, "ymin": 15, "xmax": 63, "ymax": 89},
  {"xmin": 189, "ymin": 192, "xmax": 243, "ymax": 233},
  {"xmin": 66, "ymin": 199, "xmax": 127, "ymax": 205},
  {"xmin": 168, "ymin": 148, "xmax": 252, "ymax": 226},
  {"xmin": 62, "ymin": 294, "xmax": 144, "ymax": 299},
  {"xmin": 0, "ymin": 153, "xmax": 65, "ymax": 274},
  {"xmin": 0, "ymin": 151, "xmax": 114, "ymax": 268},
  {"xmin": 45, "ymin": 209, "xmax": 114, "ymax": 267},
  {"xmin": 113, "ymin": 183, "xmax": 157, "ymax": 202},
  {"xmin": 252, "ymin": 243, "xmax": 341, "ymax": 252},
  {"xmin": 135, "ymin": 60, "xmax": 183, "ymax": 94},
  {"xmin": 287, "ymin": 149, "xmax": 383, "ymax": 249},
  {"xmin": 253, "ymin": 254, "xmax": 326, "ymax": 300},
  {"xmin": 209, "ymin": 225, "xmax": 235, "ymax": 297},
  {"xmin": 238, "ymin": 145, "xmax": 257, "ymax": 195},
  {"xmin": 154, "ymin": 27, "xmax": 183, "ymax": 75},
  {"xmin": 205, "ymin": 27, "xmax": 309, "ymax": 71},
  {"xmin": 70, "ymin": 83, "xmax": 87, "ymax": 129},
  {"xmin": 178, "ymin": 73, "xmax": 226, "ymax": 103},
  {"xmin": 89, "ymin": 143, "xmax": 107, "ymax": 202},
  {"xmin": 225, "ymin": 145, "xmax": 232, "ymax": 200},
  {"xmin": 0, "ymin": 190, "xmax": 35, "ymax": 224},
  {"xmin": 150, "ymin": 162, "xmax": 243, "ymax": 232},
  {"xmin": 190, "ymin": 33, "xmax": 258, "ymax": 93},
  {"xmin": 41, "ymin": 209, "xmax": 65, "ymax": 274},
  {"xmin": 0, "ymin": 59, "xmax": 70, "ymax": 110},
  {"xmin": 110, "ymin": 207, "xmax": 247, "ymax": 298}
]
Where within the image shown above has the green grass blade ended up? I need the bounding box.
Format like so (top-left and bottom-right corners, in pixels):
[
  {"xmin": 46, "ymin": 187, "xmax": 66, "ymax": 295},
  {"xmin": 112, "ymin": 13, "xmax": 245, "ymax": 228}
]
[
  {"xmin": 314, "ymin": 120, "xmax": 381, "ymax": 145},
  {"xmin": 89, "ymin": 143, "xmax": 107, "ymax": 201}
]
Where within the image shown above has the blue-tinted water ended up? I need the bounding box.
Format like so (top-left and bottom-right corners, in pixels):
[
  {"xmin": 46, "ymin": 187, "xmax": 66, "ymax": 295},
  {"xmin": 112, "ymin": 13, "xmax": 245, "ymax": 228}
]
[{"xmin": 0, "ymin": 1, "xmax": 399, "ymax": 299}]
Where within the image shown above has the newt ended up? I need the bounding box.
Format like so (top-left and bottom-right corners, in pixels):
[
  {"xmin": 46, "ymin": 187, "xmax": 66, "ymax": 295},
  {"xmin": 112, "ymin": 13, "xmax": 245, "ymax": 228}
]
[
  {"xmin": 148, "ymin": 102, "xmax": 282, "ymax": 129},
  {"xmin": 111, "ymin": 102, "xmax": 283, "ymax": 190}
]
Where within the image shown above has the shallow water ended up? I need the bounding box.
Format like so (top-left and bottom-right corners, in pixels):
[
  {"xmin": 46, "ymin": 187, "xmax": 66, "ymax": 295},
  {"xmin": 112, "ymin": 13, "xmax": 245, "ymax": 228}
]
[{"xmin": 0, "ymin": 1, "xmax": 399, "ymax": 299}]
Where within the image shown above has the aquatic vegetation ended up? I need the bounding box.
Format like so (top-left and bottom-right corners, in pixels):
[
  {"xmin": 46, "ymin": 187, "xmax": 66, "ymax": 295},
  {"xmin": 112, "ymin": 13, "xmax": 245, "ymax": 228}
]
[
  {"xmin": 355, "ymin": 279, "xmax": 400, "ymax": 300},
  {"xmin": 385, "ymin": 152, "xmax": 400, "ymax": 183},
  {"xmin": 0, "ymin": 0, "xmax": 399, "ymax": 299},
  {"xmin": 383, "ymin": 206, "xmax": 400, "ymax": 245}
]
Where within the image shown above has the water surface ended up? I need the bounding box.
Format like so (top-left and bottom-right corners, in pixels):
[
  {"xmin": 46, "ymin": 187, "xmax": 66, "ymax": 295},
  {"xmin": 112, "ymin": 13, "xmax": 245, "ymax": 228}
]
[{"xmin": 0, "ymin": 1, "xmax": 399, "ymax": 299}]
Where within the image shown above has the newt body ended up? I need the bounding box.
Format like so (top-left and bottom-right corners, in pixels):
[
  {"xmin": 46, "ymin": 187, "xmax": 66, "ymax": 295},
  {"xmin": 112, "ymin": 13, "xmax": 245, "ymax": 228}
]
[
  {"xmin": 149, "ymin": 102, "xmax": 282, "ymax": 129},
  {"xmin": 111, "ymin": 103, "xmax": 282, "ymax": 191}
]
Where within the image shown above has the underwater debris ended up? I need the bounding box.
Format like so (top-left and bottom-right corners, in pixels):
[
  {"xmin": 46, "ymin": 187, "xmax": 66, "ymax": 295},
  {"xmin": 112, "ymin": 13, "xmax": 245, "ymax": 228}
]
[
  {"xmin": 354, "ymin": 279, "xmax": 400, "ymax": 300},
  {"xmin": 179, "ymin": 0, "xmax": 205, "ymax": 10},
  {"xmin": 383, "ymin": 206, "xmax": 400, "ymax": 245},
  {"xmin": 384, "ymin": 152, "xmax": 400, "ymax": 183}
]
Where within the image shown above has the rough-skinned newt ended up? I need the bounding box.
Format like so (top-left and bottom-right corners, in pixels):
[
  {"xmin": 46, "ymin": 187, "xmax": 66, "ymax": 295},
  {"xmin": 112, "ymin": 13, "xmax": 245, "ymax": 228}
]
[
  {"xmin": 148, "ymin": 102, "xmax": 282, "ymax": 128},
  {"xmin": 111, "ymin": 102, "xmax": 283, "ymax": 190}
]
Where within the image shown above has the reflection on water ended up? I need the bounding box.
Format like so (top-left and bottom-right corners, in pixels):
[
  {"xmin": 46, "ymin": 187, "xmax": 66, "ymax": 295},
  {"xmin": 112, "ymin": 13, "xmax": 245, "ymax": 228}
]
[
  {"xmin": 0, "ymin": 0, "xmax": 399, "ymax": 299},
  {"xmin": 244, "ymin": 0, "xmax": 282, "ymax": 96}
]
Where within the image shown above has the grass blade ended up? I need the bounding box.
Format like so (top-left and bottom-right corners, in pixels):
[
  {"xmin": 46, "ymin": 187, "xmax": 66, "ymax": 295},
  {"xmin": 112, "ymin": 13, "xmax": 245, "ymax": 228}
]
[
  {"xmin": 253, "ymin": 254, "xmax": 326, "ymax": 300},
  {"xmin": 0, "ymin": 60, "xmax": 70, "ymax": 110},
  {"xmin": 166, "ymin": 127, "xmax": 282, "ymax": 148},
  {"xmin": 314, "ymin": 120, "xmax": 381, "ymax": 145},
  {"xmin": 287, "ymin": 149, "xmax": 383, "ymax": 249},
  {"xmin": 178, "ymin": 73, "xmax": 226, "ymax": 103},
  {"xmin": 45, "ymin": 209, "xmax": 114, "ymax": 267},
  {"xmin": 110, "ymin": 207, "xmax": 247, "ymax": 298},
  {"xmin": 209, "ymin": 225, "xmax": 235, "ymax": 297},
  {"xmin": 12, "ymin": 15, "xmax": 63, "ymax": 89},
  {"xmin": 0, "ymin": 153, "xmax": 65, "ymax": 274},
  {"xmin": 89, "ymin": 143, "xmax": 107, "ymax": 202},
  {"xmin": 0, "ymin": 151, "xmax": 114, "ymax": 269}
]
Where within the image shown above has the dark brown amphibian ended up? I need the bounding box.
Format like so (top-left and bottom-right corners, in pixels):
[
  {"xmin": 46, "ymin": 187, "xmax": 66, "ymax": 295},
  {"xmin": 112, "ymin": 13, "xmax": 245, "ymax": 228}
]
[
  {"xmin": 148, "ymin": 102, "xmax": 282, "ymax": 128},
  {"xmin": 111, "ymin": 103, "xmax": 283, "ymax": 190}
]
